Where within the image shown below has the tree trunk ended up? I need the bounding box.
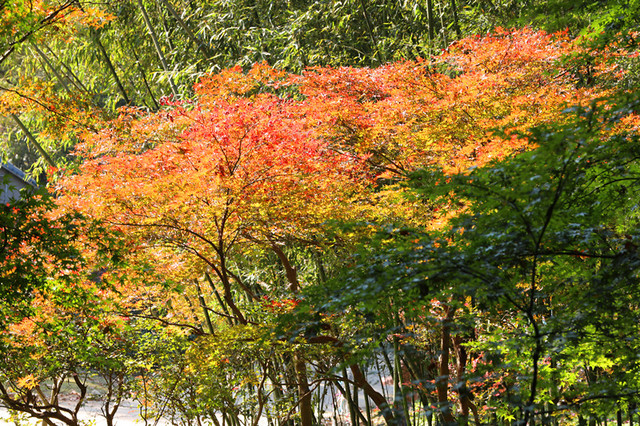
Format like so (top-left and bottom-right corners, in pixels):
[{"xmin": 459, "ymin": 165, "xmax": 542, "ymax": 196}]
[
  {"xmin": 437, "ymin": 306, "xmax": 456, "ymax": 425},
  {"xmin": 136, "ymin": 0, "xmax": 178, "ymax": 96},
  {"xmin": 453, "ymin": 335, "xmax": 480, "ymax": 425},
  {"xmin": 295, "ymin": 352, "xmax": 313, "ymax": 426},
  {"xmin": 194, "ymin": 279, "xmax": 214, "ymax": 334},
  {"xmin": 11, "ymin": 114, "xmax": 56, "ymax": 168},
  {"xmin": 426, "ymin": 0, "xmax": 435, "ymax": 43},
  {"xmin": 31, "ymin": 43, "xmax": 72, "ymax": 95},
  {"xmin": 449, "ymin": 0, "xmax": 461, "ymax": 38},
  {"xmin": 273, "ymin": 245, "xmax": 311, "ymax": 426},
  {"xmin": 91, "ymin": 28, "xmax": 130, "ymax": 105}
]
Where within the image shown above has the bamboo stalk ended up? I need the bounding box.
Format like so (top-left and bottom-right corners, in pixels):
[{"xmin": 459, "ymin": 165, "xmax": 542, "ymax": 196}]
[
  {"xmin": 43, "ymin": 43, "xmax": 91, "ymax": 94},
  {"xmin": 136, "ymin": 0, "xmax": 178, "ymax": 96},
  {"xmin": 194, "ymin": 279, "xmax": 214, "ymax": 334},
  {"xmin": 11, "ymin": 114, "xmax": 56, "ymax": 168},
  {"xmin": 91, "ymin": 28, "xmax": 131, "ymax": 105},
  {"xmin": 158, "ymin": 0, "xmax": 213, "ymax": 58},
  {"xmin": 31, "ymin": 43, "xmax": 72, "ymax": 95}
]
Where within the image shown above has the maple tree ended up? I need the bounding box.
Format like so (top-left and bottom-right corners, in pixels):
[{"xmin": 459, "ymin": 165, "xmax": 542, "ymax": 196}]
[
  {"xmin": 0, "ymin": 184, "xmax": 152, "ymax": 425},
  {"xmin": 285, "ymin": 29, "xmax": 638, "ymax": 425},
  {"xmin": 2, "ymin": 0, "xmax": 635, "ymax": 180},
  {"xmin": 296, "ymin": 27, "xmax": 626, "ymax": 176},
  {"xmin": 48, "ymin": 27, "xmax": 640, "ymax": 426},
  {"xmin": 0, "ymin": 0, "xmax": 637, "ymax": 418},
  {"xmin": 0, "ymin": 0, "xmax": 471, "ymax": 179},
  {"xmin": 57, "ymin": 68, "xmax": 376, "ymax": 424}
]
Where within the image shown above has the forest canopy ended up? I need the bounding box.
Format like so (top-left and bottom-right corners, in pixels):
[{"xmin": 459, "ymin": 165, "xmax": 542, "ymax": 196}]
[{"xmin": 1, "ymin": 1, "xmax": 640, "ymax": 425}]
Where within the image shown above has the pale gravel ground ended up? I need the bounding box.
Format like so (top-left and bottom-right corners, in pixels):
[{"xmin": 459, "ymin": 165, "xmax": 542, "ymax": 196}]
[{"xmin": 0, "ymin": 398, "xmax": 172, "ymax": 425}]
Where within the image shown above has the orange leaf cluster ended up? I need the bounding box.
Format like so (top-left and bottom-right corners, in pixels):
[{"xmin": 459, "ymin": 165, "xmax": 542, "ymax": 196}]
[
  {"xmin": 57, "ymin": 28, "xmax": 631, "ymax": 283},
  {"xmin": 61, "ymin": 88, "xmax": 372, "ymax": 280},
  {"xmin": 295, "ymin": 28, "xmax": 623, "ymax": 176}
]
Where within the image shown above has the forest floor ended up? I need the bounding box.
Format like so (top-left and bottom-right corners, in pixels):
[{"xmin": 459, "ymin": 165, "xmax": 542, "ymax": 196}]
[
  {"xmin": 0, "ymin": 372, "xmax": 388, "ymax": 425},
  {"xmin": 0, "ymin": 401, "xmax": 357, "ymax": 426},
  {"xmin": 0, "ymin": 396, "xmax": 172, "ymax": 425}
]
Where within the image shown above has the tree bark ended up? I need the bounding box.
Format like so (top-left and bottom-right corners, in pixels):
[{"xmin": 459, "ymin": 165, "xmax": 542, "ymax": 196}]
[
  {"xmin": 294, "ymin": 351, "xmax": 313, "ymax": 426},
  {"xmin": 437, "ymin": 306, "xmax": 456, "ymax": 425},
  {"xmin": 453, "ymin": 335, "xmax": 480, "ymax": 425}
]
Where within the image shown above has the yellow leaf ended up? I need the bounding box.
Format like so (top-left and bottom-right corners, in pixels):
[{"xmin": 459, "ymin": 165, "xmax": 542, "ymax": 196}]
[{"xmin": 17, "ymin": 374, "xmax": 38, "ymax": 390}]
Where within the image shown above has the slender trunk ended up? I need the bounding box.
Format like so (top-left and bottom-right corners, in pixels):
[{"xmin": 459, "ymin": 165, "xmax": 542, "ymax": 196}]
[
  {"xmin": 453, "ymin": 335, "xmax": 479, "ymax": 425},
  {"xmin": 271, "ymin": 243, "xmax": 300, "ymax": 292},
  {"xmin": 103, "ymin": 373, "xmax": 123, "ymax": 426},
  {"xmin": 251, "ymin": 369, "xmax": 269, "ymax": 426},
  {"xmin": 350, "ymin": 363, "xmax": 401, "ymax": 426},
  {"xmin": 205, "ymin": 272, "xmax": 234, "ymax": 325},
  {"xmin": 295, "ymin": 352, "xmax": 313, "ymax": 426},
  {"xmin": 214, "ymin": 249, "xmax": 246, "ymax": 324},
  {"xmin": 155, "ymin": 0, "xmax": 176, "ymax": 53},
  {"xmin": 331, "ymin": 385, "xmax": 340, "ymax": 425},
  {"xmin": 392, "ymin": 337, "xmax": 401, "ymax": 412},
  {"xmin": 130, "ymin": 43, "xmax": 160, "ymax": 110},
  {"xmin": 524, "ymin": 253, "xmax": 543, "ymax": 426},
  {"xmin": 402, "ymin": 354, "xmax": 434, "ymax": 418},
  {"xmin": 437, "ymin": 306, "xmax": 456, "ymax": 425},
  {"xmin": 393, "ymin": 335, "xmax": 411, "ymax": 426},
  {"xmin": 11, "ymin": 114, "xmax": 56, "ymax": 168},
  {"xmin": 375, "ymin": 354, "xmax": 389, "ymax": 402},
  {"xmin": 91, "ymin": 28, "xmax": 130, "ymax": 104},
  {"xmin": 221, "ymin": 273, "xmax": 246, "ymax": 324},
  {"xmin": 438, "ymin": 1, "xmax": 448, "ymax": 50},
  {"xmin": 43, "ymin": 43, "xmax": 91, "ymax": 94},
  {"xmin": 182, "ymin": 294, "xmax": 204, "ymax": 333},
  {"xmin": 449, "ymin": 0, "xmax": 461, "ymax": 39},
  {"xmin": 425, "ymin": 0, "xmax": 435, "ymax": 44},
  {"xmin": 273, "ymin": 245, "xmax": 311, "ymax": 426},
  {"xmin": 364, "ymin": 377, "xmax": 372, "ymax": 426},
  {"xmin": 31, "ymin": 43, "xmax": 71, "ymax": 95},
  {"xmin": 343, "ymin": 368, "xmax": 358, "ymax": 426},
  {"xmin": 357, "ymin": 0, "xmax": 381, "ymax": 63},
  {"xmin": 335, "ymin": 380, "xmax": 369, "ymax": 425},
  {"xmin": 157, "ymin": 0, "xmax": 212, "ymax": 58},
  {"xmin": 310, "ymin": 336, "xmax": 398, "ymax": 425},
  {"xmin": 136, "ymin": 0, "xmax": 178, "ymax": 96},
  {"xmin": 195, "ymin": 279, "xmax": 214, "ymax": 334}
]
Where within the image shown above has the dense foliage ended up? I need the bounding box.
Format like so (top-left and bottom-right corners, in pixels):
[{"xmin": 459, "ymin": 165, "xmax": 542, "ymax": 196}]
[{"xmin": 1, "ymin": 1, "xmax": 640, "ymax": 426}]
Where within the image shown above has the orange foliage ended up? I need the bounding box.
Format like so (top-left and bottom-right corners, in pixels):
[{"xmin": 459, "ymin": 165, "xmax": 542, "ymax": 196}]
[
  {"xmin": 60, "ymin": 88, "xmax": 372, "ymax": 284},
  {"xmin": 295, "ymin": 28, "xmax": 623, "ymax": 176},
  {"xmin": 57, "ymin": 28, "xmax": 631, "ymax": 286}
]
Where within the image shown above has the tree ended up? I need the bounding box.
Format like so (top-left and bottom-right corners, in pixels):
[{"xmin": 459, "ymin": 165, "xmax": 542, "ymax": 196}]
[
  {"xmin": 286, "ymin": 28, "xmax": 637, "ymax": 425},
  {"xmin": 57, "ymin": 64, "xmax": 374, "ymax": 424},
  {"xmin": 52, "ymin": 27, "xmax": 637, "ymax": 425},
  {"xmin": 0, "ymin": 184, "xmax": 151, "ymax": 425},
  {"xmin": 0, "ymin": 0, "xmax": 469, "ymax": 177},
  {"xmin": 321, "ymin": 93, "xmax": 640, "ymax": 424}
]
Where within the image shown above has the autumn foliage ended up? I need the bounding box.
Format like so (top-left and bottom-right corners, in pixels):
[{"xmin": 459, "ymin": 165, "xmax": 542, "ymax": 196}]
[
  {"xmin": 295, "ymin": 28, "xmax": 620, "ymax": 176},
  {"xmin": 5, "ymin": 26, "xmax": 640, "ymax": 426},
  {"xmin": 62, "ymin": 29, "xmax": 622, "ymax": 234}
]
